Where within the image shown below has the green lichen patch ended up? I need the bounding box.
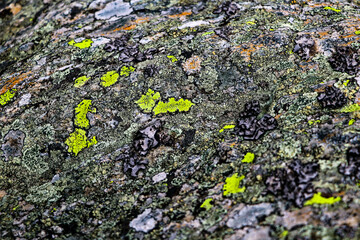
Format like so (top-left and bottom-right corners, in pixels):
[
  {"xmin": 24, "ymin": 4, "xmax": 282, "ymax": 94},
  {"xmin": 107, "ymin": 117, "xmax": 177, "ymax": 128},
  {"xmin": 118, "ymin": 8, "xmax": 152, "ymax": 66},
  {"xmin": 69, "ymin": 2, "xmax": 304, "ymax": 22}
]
[
  {"xmin": 65, "ymin": 128, "xmax": 97, "ymax": 156},
  {"xmin": 120, "ymin": 66, "xmax": 135, "ymax": 77},
  {"xmin": 304, "ymin": 192, "xmax": 341, "ymax": 206},
  {"xmin": 223, "ymin": 173, "xmax": 246, "ymax": 196},
  {"xmin": 152, "ymin": 101, "xmax": 168, "ymax": 115},
  {"xmin": 242, "ymin": 152, "xmax": 255, "ymax": 163},
  {"xmin": 200, "ymin": 198, "xmax": 213, "ymax": 210},
  {"xmin": 0, "ymin": 89, "xmax": 17, "ymax": 106},
  {"xmin": 74, "ymin": 99, "xmax": 96, "ymax": 129},
  {"xmin": 68, "ymin": 39, "xmax": 93, "ymax": 49},
  {"xmin": 339, "ymin": 103, "xmax": 360, "ymax": 113},
  {"xmin": 153, "ymin": 98, "xmax": 194, "ymax": 115},
  {"xmin": 100, "ymin": 71, "xmax": 119, "ymax": 87},
  {"xmin": 167, "ymin": 55, "xmax": 178, "ymax": 62},
  {"xmin": 323, "ymin": 7, "xmax": 341, "ymax": 13},
  {"xmin": 135, "ymin": 89, "xmax": 161, "ymax": 112},
  {"xmin": 219, "ymin": 125, "xmax": 235, "ymax": 133},
  {"xmin": 74, "ymin": 76, "xmax": 90, "ymax": 88}
]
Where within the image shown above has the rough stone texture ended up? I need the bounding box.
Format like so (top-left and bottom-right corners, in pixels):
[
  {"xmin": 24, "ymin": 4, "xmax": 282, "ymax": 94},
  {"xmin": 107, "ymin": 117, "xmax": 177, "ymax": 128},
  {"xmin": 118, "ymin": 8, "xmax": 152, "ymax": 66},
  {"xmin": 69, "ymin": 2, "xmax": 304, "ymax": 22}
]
[
  {"xmin": 226, "ymin": 203, "xmax": 274, "ymax": 229},
  {"xmin": 1, "ymin": 0, "xmax": 360, "ymax": 239}
]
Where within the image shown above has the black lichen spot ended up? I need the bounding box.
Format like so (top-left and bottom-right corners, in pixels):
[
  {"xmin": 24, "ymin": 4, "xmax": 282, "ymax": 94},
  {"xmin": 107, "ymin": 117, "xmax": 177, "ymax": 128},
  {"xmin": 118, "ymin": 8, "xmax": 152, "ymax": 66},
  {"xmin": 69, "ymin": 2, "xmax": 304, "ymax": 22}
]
[
  {"xmin": 65, "ymin": 68, "xmax": 82, "ymax": 83},
  {"xmin": 123, "ymin": 155, "xmax": 148, "ymax": 178},
  {"xmin": 328, "ymin": 46, "xmax": 360, "ymax": 75},
  {"xmin": 335, "ymin": 224, "xmax": 355, "ymax": 239},
  {"xmin": 338, "ymin": 147, "xmax": 360, "ymax": 181},
  {"xmin": 103, "ymin": 35, "xmax": 130, "ymax": 52},
  {"xmin": 265, "ymin": 160, "xmax": 319, "ymax": 207},
  {"xmin": 133, "ymin": 120, "xmax": 162, "ymax": 156},
  {"xmin": 70, "ymin": 6, "xmax": 82, "ymax": 19},
  {"xmin": 214, "ymin": 27, "xmax": 231, "ymax": 41},
  {"xmin": 234, "ymin": 100, "xmax": 277, "ymax": 141},
  {"xmin": 118, "ymin": 120, "xmax": 172, "ymax": 178},
  {"xmin": 104, "ymin": 37, "xmax": 158, "ymax": 63},
  {"xmin": 143, "ymin": 65, "xmax": 158, "ymax": 79},
  {"xmin": 293, "ymin": 35, "xmax": 315, "ymax": 60},
  {"xmin": 0, "ymin": 8, "xmax": 12, "ymax": 19},
  {"xmin": 135, "ymin": 48, "xmax": 158, "ymax": 62},
  {"xmin": 181, "ymin": 129, "xmax": 196, "ymax": 148},
  {"xmin": 1, "ymin": 130, "xmax": 26, "ymax": 161},
  {"xmin": 317, "ymin": 85, "xmax": 347, "ymax": 109},
  {"xmin": 213, "ymin": 1, "xmax": 239, "ymax": 16},
  {"xmin": 116, "ymin": 147, "xmax": 147, "ymax": 178}
]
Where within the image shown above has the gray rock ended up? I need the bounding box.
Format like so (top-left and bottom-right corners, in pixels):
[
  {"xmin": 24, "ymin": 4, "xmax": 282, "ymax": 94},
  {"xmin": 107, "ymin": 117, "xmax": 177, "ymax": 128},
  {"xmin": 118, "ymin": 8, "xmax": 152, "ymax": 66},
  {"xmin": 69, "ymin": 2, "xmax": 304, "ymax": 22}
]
[
  {"xmin": 242, "ymin": 227, "xmax": 271, "ymax": 240},
  {"xmin": 95, "ymin": 0, "xmax": 133, "ymax": 20},
  {"xmin": 226, "ymin": 203, "xmax": 274, "ymax": 229},
  {"xmin": 1, "ymin": 130, "xmax": 26, "ymax": 161},
  {"xmin": 152, "ymin": 172, "xmax": 167, "ymax": 183},
  {"xmin": 130, "ymin": 208, "xmax": 162, "ymax": 233}
]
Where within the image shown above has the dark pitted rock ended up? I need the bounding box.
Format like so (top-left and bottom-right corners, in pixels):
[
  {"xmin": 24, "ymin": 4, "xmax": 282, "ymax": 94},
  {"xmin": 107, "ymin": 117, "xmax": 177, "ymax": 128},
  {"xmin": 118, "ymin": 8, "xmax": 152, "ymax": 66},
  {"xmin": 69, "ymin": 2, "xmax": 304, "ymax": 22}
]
[
  {"xmin": 143, "ymin": 64, "xmax": 158, "ymax": 79},
  {"xmin": 265, "ymin": 160, "xmax": 319, "ymax": 207},
  {"xmin": 234, "ymin": 100, "xmax": 277, "ymax": 140},
  {"xmin": 213, "ymin": 1, "xmax": 239, "ymax": 16},
  {"xmin": 317, "ymin": 85, "xmax": 347, "ymax": 109},
  {"xmin": 338, "ymin": 147, "xmax": 360, "ymax": 181},
  {"xmin": 293, "ymin": 35, "xmax": 315, "ymax": 60},
  {"xmin": 328, "ymin": 46, "xmax": 360, "ymax": 75}
]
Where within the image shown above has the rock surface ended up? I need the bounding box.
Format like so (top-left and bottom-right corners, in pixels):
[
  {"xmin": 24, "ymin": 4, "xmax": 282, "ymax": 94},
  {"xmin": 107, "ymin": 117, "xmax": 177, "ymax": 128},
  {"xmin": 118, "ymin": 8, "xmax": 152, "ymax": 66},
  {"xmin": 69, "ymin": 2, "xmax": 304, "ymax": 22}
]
[{"xmin": 1, "ymin": 0, "xmax": 360, "ymax": 239}]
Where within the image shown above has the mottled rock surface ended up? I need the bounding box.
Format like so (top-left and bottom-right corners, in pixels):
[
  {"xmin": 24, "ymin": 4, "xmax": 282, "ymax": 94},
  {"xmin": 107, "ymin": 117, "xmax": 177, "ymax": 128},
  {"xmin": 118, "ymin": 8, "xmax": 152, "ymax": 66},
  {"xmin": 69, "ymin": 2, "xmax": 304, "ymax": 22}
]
[{"xmin": 1, "ymin": 0, "xmax": 360, "ymax": 239}]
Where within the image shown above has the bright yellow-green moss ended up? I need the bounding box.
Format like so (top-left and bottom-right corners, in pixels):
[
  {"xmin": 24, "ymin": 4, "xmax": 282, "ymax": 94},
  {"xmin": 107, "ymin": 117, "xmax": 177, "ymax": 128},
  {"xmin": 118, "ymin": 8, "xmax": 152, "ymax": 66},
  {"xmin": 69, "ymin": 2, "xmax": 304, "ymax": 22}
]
[
  {"xmin": 68, "ymin": 39, "xmax": 93, "ymax": 49},
  {"xmin": 74, "ymin": 99, "xmax": 96, "ymax": 129},
  {"xmin": 0, "ymin": 89, "xmax": 16, "ymax": 106},
  {"xmin": 153, "ymin": 98, "xmax": 195, "ymax": 115},
  {"xmin": 356, "ymin": 30, "xmax": 360, "ymax": 35},
  {"xmin": 167, "ymin": 55, "xmax": 178, "ymax": 62},
  {"xmin": 343, "ymin": 79, "xmax": 350, "ymax": 86},
  {"xmin": 242, "ymin": 152, "xmax": 255, "ymax": 163},
  {"xmin": 135, "ymin": 89, "xmax": 161, "ymax": 113},
  {"xmin": 74, "ymin": 76, "xmax": 90, "ymax": 88},
  {"xmin": 308, "ymin": 120, "xmax": 321, "ymax": 125},
  {"xmin": 280, "ymin": 230, "xmax": 289, "ymax": 238},
  {"xmin": 219, "ymin": 125, "xmax": 235, "ymax": 133},
  {"xmin": 200, "ymin": 198, "xmax": 213, "ymax": 210},
  {"xmin": 246, "ymin": 21, "xmax": 256, "ymax": 25},
  {"xmin": 349, "ymin": 119, "xmax": 356, "ymax": 126},
  {"xmin": 324, "ymin": 6, "xmax": 341, "ymax": 12},
  {"xmin": 202, "ymin": 31, "xmax": 214, "ymax": 36},
  {"xmin": 120, "ymin": 66, "xmax": 135, "ymax": 77},
  {"xmin": 166, "ymin": 98, "xmax": 178, "ymax": 113},
  {"xmin": 100, "ymin": 71, "xmax": 119, "ymax": 87},
  {"xmin": 176, "ymin": 98, "xmax": 194, "ymax": 112},
  {"xmin": 339, "ymin": 104, "xmax": 360, "ymax": 113},
  {"xmin": 223, "ymin": 173, "xmax": 246, "ymax": 196},
  {"xmin": 304, "ymin": 192, "xmax": 341, "ymax": 206},
  {"xmin": 65, "ymin": 128, "xmax": 97, "ymax": 156},
  {"xmin": 153, "ymin": 101, "xmax": 168, "ymax": 115}
]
